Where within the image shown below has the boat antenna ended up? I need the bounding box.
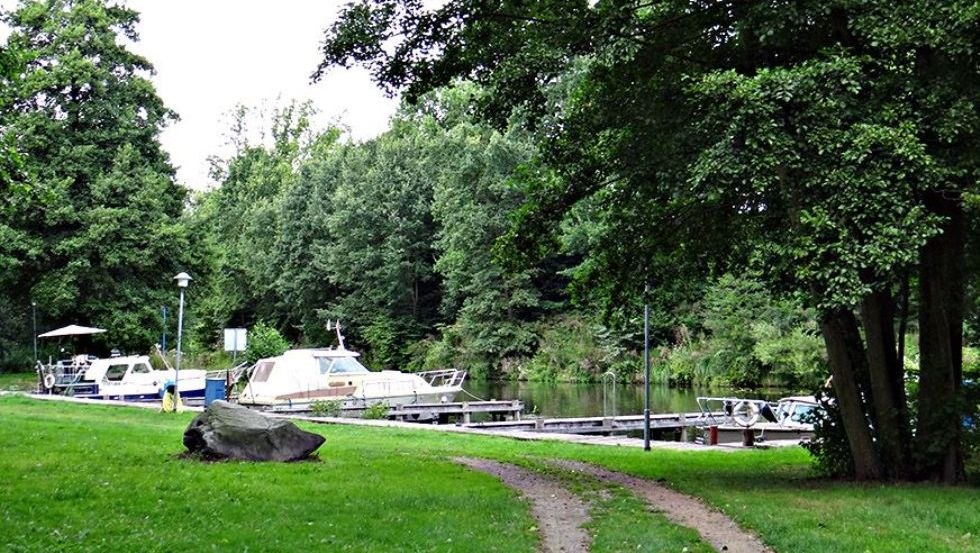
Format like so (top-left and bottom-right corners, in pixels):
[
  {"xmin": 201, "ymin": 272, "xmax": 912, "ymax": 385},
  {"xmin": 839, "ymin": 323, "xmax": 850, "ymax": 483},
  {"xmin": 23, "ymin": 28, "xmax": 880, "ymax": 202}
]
[{"xmin": 327, "ymin": 320, "xmax": 347, "ymax": 350}]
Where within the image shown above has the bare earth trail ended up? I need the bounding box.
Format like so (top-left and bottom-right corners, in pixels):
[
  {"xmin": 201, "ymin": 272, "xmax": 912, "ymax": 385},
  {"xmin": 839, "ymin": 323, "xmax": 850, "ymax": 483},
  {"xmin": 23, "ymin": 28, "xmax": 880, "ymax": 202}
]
[
  {"xmin": 455, "ymin": 457, "xmax": 592, "ymax": 553},
  {"xmin": 455, "ymin": 456, "xmax": 772, "ymax": 553},
  {"xmin": 554, "ymin": 460, "xmax": 773, "ymax": 553}
]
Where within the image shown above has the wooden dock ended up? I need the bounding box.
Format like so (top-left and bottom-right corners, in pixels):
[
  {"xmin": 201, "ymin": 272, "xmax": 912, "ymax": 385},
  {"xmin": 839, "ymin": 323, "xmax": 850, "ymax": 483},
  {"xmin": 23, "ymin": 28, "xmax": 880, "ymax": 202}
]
[
  {"xmin": 386, "ymin": 400, "xmax": 523, "ymax": 423},
  {"xmin": 461, "ymin": 412, "xmax": 726, "ymax": 436},
  {"xmin": 269, "ymin": 399, "xmax": 524, "ymax": 423}
]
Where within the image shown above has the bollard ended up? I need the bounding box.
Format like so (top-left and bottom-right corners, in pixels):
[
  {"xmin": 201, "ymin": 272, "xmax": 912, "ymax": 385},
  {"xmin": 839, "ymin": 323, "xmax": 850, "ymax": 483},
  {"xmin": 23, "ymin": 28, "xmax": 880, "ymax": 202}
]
[
  {"xmin": 742, "ymin": 428, "xmax": 755, "ymax": 447},
  {"xmin": 708, "ymin": 425, "xmax": 719, "ymax": 445}
]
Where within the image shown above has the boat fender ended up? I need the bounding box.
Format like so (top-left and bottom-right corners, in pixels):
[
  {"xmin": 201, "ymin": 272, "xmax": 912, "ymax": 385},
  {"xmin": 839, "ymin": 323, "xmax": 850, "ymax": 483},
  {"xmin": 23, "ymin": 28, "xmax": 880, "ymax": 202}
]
[
  {"xmin": 733, "ymin": 401, "xmax": 760, "ymax": 427},
  {"xmin": 42, "ymin": 373, "xmax": 56, "ymax": 390}
]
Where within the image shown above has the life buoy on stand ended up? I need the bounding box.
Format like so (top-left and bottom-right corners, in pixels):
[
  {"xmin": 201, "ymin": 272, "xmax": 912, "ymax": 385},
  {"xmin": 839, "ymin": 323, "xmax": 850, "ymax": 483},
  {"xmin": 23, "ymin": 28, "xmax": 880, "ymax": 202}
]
[
  {"xmin": 732, "ymin": 400, "xmax": 761, "ymax": 427},
  {"xmin": 42, "ymin": 373, "xmax": 57, "ymax": 391}
]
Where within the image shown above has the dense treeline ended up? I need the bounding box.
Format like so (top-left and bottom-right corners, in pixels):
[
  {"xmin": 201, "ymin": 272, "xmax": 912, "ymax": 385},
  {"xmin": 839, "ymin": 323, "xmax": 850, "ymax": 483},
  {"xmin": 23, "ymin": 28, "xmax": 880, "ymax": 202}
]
[{"xmin": 184, "ymin": 86, "xmax": 833, "ymax": 387}]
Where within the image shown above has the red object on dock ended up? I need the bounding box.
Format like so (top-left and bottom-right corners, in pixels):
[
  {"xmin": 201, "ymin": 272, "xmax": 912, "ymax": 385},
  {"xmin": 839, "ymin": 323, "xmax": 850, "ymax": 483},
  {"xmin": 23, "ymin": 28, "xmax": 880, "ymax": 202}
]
[{"xmin": 708, "ymin": 425, "xmax": 718, "ymax": 445}]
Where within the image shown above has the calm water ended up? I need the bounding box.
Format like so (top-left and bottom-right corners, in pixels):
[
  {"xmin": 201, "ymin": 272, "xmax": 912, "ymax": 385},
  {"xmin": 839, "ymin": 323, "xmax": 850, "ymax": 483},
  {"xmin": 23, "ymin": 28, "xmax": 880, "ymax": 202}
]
[{"xmin": 462, "ymin": 380, "xmax": 787, "ymax": 418}]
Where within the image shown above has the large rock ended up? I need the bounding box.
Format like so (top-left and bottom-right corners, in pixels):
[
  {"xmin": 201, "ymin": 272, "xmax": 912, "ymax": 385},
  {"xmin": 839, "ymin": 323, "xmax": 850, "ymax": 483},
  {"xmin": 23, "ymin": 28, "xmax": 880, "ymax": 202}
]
[{"xmin": 183, "ymin": 400, "xmax": 325, "ymax": 461}]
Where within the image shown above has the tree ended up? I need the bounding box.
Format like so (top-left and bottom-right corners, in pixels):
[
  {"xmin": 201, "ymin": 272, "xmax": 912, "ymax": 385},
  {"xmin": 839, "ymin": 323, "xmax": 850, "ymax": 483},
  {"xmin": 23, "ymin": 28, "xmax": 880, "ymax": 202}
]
[
  {"xmin": 319, "ymin": 0, "xmax": 979, "ymax": 482},
  {"xmin": 188, "ymin": 102, "xmax": 321, "ymax": 347},
  {"xmin": 0, "ymin": 0, "xmax": 189, "ymax": 351}
]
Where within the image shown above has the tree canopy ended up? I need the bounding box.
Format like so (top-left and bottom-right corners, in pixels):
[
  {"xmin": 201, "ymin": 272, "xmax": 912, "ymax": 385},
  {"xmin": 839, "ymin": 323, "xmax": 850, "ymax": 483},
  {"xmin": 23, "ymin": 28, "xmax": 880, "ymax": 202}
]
[
  {"xmin": 318, "ymin": 0, "xmax": 980, "ymax": 482},
  {"xmin": 0, "ymin": 0, "xmax": 189, "ymax": 352}
]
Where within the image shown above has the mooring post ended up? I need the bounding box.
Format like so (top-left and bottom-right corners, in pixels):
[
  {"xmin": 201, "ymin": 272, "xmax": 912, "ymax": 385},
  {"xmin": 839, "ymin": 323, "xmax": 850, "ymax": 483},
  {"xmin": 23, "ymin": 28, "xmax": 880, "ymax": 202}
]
[{"xmin": 708, "ymin": 426, "xmax": 719, "ymax": 446}]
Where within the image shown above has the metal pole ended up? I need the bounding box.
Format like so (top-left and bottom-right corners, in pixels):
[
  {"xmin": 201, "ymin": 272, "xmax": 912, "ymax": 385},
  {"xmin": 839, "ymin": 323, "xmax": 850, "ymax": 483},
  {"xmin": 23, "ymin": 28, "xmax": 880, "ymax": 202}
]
[
  {"xmin": 161, "ymin": 306, "xmax": 168, "ymax": 352},
  {"xmin": 31, "ymin": 301, "xmax": 37, "ymax": 364},
  {"xmin": 644, "ymin": 287, "xmax": 651, "ymax": 451},
  {"xmin": 175, "ymin": 289, "xmax": 184, "ymax": 400}
]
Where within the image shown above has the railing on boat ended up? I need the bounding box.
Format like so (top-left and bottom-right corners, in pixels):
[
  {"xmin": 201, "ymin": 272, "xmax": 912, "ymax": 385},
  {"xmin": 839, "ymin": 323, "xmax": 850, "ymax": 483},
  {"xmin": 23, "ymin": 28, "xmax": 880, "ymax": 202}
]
[
  {"xmin": 35, "ymin": 359, "xmax": 93, "ymax": 394},
  {"xmin": 204, "ymin": 361, "xmax": 252, "ymax": 384},
  {"xmin": 417, "ymin": 368, "xmax": 467, "ymax": 389}
]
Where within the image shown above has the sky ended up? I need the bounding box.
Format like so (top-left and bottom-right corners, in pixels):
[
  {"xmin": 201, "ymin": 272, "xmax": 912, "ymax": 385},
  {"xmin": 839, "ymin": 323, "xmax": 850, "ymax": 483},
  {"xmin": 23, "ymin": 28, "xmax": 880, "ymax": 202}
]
[
  {"xmin": 127, "ymin": 1, "xmax": 398, "ymax": 189},
  {"xmin": 2, "ymin": 1, "xmax": 401, "ymax": 189}
]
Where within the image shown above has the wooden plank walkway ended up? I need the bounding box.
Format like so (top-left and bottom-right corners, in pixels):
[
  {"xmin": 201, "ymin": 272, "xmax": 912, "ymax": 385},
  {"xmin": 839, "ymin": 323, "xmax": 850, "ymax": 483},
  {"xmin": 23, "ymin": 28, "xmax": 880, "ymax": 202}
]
[{"xmin": 462, "ymin": 412, "xmax": 726, "ymax": 434}]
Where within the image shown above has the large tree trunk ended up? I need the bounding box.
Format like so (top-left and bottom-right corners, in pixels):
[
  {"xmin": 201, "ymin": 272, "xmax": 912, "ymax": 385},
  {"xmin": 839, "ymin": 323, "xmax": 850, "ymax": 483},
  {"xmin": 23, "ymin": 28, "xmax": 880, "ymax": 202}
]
[
  {"xmin": 821, "ymin": 309, "xmax": 882, "ymax": 480},
  {"xmin": 860, "ymin": 290, "xmax": 912, "ymax": 479},
  {"xmin": 917, "ymin": 191, "xmax": 966, "ymax": 483}
]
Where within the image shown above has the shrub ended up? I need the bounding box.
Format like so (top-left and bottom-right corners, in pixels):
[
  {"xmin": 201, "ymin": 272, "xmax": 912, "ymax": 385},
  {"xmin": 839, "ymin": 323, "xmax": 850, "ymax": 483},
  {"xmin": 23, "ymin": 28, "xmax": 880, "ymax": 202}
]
[
  {"xmin": 310, "ymin": 399, "xmax": 342, "ymax": 417},
  {"xmin": 363, "ymin": 402, "xmax": 389, "ymax": 419},
  {"xmin": 245, "ymin": 322, "xmax": 290, "ymax": 365}
]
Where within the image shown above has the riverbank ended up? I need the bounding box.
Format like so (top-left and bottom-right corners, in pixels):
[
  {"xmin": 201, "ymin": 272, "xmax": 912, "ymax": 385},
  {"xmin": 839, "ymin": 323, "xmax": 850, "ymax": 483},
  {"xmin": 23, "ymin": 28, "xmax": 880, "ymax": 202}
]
[{"xmin": 1, "ymin": 396, "xmax": 977, "ymax": 552}]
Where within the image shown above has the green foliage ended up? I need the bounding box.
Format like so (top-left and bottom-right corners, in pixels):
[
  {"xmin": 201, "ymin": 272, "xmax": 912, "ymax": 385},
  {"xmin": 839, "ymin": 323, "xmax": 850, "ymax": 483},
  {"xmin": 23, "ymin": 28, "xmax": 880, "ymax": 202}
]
[
  {"xmin": 521, "ymin": 315, "xmax": 639, "ymax": 383},
  {"xmin": 362, "ymin": 401, "xmax": 389, "ymax": 420},
  {"xmin": 803, "ymin": 393, "xmax": 858, "ymax": 479},
  {"xmin": 245, "ymin": 322, "xmax": 289, "ymax": 365},
  {"xmin": 309, "ymin": 399, "xmax": 342, "ymax": 417},
  {"xmin": 660, "ymin": 276, "xmax": 827, "ymax": 389},
  {"xmin": 188, "ymin": 84, "xmax": 546, "ymax": 374},
  {"xmin": 0, "ymin": 0, "xmax": 189, "ymax": 353}
]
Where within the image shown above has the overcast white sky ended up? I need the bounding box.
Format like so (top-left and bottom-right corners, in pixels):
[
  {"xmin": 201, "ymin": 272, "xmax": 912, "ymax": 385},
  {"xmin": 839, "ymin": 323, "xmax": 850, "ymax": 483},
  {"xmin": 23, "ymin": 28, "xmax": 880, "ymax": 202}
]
[
  {"xmin": 128, "ymin": 1, "xmax": 398, "ymax": 189},
  {"xmin": 2, "ymin": 1, "xmax": 400, "ymax": 189}
]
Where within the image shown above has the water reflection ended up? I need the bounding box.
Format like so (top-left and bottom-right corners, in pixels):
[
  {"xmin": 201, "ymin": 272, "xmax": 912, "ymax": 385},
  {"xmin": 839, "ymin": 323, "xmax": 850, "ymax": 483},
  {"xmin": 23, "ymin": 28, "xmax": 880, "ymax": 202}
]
[{"xmin": 463, "ymin": 380, "xmax": 787, "ymax": 418}]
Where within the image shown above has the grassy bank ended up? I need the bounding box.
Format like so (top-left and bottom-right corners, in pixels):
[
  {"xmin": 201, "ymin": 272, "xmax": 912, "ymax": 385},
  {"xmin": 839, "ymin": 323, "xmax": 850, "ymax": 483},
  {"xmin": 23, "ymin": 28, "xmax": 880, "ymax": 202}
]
[
  {"xmin": 0, "ymin": 372, "xmax": 36, "ymax": 392},
  {"xmin": 1, "ymin": 397, "xmax": 977, "ymax": 552}
]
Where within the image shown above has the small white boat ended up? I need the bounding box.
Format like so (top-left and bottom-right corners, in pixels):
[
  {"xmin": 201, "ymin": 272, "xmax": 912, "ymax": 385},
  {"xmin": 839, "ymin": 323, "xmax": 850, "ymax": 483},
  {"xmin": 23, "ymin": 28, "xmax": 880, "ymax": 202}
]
[
  {"xmin": 238, "ymin": 324, "xmax": 466, "ymax": 409},
  {"xmin": 38, "ymin": 355, "xmax": 207, "ymax": 401},
  {"xmin": 696, "ymin": 395, "xmax": 822, "ymax": 428}
]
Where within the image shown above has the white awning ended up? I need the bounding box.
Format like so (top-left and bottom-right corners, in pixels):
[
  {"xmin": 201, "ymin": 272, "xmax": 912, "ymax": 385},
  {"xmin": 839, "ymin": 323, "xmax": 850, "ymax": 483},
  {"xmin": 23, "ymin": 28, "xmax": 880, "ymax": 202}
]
[{"xmin": 38, "ymin": 324, "xmax": 107, "ymax": 338}]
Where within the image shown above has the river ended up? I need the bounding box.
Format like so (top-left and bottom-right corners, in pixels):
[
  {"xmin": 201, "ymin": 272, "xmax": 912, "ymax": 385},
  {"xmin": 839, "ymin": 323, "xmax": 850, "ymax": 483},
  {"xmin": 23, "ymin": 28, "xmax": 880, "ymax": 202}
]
[{"xmin": 462, "ymin": 380, "xmax": 789, "ymax": 418}]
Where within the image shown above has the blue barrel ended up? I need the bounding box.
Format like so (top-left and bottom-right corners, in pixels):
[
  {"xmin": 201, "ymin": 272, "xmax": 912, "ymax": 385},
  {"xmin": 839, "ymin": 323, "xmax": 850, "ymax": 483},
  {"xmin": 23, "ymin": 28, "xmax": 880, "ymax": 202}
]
[{"xmin": 204, "ymin": 378, "xmax": 226, "ymax": 407}]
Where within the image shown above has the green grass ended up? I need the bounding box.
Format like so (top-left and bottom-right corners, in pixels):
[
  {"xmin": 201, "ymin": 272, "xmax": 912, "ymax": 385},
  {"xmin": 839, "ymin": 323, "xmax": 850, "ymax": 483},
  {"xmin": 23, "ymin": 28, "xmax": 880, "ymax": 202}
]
[
  {"xmin": 1, "ymin": 396, "xmax": 978, "ymax": 552},
  {"xmin": 0, "ymin": 372, "xmax": 36, "ymax": 392}
]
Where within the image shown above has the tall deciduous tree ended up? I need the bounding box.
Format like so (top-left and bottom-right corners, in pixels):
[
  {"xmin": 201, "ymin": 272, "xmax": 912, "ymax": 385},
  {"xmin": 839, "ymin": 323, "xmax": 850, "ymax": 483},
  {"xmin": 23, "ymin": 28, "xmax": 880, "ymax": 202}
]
[
  {"xmin": 0, "ymin": 0, "xmax": 188, "ymax": 351},
  {"xmin": 318, "ymin": 0, "xmax": 979, "ymax": 482}
]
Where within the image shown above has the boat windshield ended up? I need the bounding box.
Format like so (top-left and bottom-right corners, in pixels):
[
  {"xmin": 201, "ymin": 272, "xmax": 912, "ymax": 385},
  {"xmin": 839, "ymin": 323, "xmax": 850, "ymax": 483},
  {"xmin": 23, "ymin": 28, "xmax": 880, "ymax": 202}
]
[{"xmin": 318, "ymin": 356, "xmax": 369, "ymax": 375}]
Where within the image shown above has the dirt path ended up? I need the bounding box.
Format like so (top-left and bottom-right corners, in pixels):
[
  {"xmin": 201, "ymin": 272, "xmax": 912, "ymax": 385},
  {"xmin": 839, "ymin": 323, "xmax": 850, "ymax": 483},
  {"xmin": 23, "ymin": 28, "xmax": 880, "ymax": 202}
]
[
  {"xmin": 554, "ymin": 460, "xmax": 772, "ymax": 553},
  {"xmin": 455, "ymin": 457, "xmax": 591, "ymax": 553}
]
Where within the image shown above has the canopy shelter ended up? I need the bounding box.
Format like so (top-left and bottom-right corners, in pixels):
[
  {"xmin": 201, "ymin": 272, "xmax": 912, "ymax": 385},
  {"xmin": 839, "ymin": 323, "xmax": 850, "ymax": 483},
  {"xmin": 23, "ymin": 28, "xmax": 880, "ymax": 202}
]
[{"xmin": 38, "ymin": 325, "xmax": 106, "ymax": 339}]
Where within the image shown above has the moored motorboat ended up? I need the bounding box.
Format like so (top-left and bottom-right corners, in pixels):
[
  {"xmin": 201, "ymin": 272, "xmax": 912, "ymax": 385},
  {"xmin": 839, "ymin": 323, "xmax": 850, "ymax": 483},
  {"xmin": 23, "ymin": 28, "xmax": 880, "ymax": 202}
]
[
  {"xmin": 238, "ymin": 324, "xmax": 466, "ymax": 409},
  {"xmin": 37, "ymin": 354, "xmax": 207, "ymax": 401}
]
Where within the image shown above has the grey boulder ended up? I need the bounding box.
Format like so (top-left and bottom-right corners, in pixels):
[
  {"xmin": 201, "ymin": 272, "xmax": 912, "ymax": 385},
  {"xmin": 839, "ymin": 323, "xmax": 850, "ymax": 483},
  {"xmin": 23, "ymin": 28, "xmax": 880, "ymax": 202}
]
[{"xmin": 183, "ymin": 400, "xmax": 325, "ymax": 461}]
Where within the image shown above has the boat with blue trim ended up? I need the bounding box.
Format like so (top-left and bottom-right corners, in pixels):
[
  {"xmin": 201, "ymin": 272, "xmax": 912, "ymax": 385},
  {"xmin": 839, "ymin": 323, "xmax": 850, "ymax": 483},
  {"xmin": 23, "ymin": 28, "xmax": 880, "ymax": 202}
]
[{"xmin": 37, "ymin": 354, "xmax": 206, "ymax": 401}]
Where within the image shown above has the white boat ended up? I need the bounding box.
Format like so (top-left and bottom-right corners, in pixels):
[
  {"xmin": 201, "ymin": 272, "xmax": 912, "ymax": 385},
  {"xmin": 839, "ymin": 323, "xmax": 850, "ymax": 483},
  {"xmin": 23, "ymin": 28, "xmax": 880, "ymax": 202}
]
[
  {"xmin": 38, "ymin": 354, "xmax": 207, "ymax": 401},
  {"xmin": 238, "ymin": 325, "xmax": 466, "ymax": 409},
  {"xmin": 696, "ymin": 395, "xmax": 822, "ymax": 428}
]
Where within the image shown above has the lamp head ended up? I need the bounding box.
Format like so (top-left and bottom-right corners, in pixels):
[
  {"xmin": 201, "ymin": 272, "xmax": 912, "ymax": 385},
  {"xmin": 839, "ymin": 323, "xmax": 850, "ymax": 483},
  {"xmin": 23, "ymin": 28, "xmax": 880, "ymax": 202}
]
[{"xmin": 173, "ymin": 272, "xmax": 192, "ymax": 288}]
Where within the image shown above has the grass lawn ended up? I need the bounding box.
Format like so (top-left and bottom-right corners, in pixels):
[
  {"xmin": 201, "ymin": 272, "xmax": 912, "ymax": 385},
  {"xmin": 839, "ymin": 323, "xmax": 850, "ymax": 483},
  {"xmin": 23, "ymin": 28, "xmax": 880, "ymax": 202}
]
[
  {"xmin": 0, "ymin": 372, "xmax": 37, "ymax": 392},
  {"xmin": 1, "ymin": 396, "xmax": 977, "ymax": 552}
]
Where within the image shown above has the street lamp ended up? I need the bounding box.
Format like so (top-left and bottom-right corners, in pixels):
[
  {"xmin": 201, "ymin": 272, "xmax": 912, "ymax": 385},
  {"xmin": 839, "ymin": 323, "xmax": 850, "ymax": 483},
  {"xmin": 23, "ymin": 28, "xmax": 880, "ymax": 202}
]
[
  {"xmin": 173, "ymin": 272, "xmax": 192, "ymax": 400},
  {"xmin": 31, "ymin": 301, "xmax": 37, "ymax": 365},
  {"xmin": 643, "ymin": 285, "xmax": 651, "ymax": 452}
]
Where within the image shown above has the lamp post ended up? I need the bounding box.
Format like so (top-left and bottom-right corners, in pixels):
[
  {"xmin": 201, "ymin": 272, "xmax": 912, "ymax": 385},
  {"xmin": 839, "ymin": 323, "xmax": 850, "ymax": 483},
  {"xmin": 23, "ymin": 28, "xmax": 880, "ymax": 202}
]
[
  {"xmin": 31, "ymin": 301, "xmax": 37, "ymax": 365},
  {"xmin": 161, "ymin": 306, "xmax": 168, "ymax": 352},
  {"xmin": 643, "ymin": 285, "xmax": 651, "ymax": 452},
  {"xmin": 173, "ymin": 272, "xmax": 192, "ymax": 400}
]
